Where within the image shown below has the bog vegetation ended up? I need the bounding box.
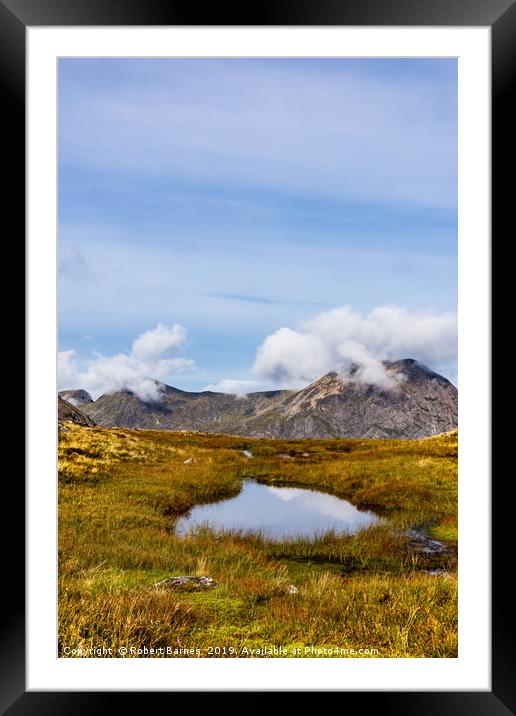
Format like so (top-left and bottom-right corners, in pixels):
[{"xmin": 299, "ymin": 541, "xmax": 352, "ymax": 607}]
[{"xmin": 58, "ymin": 425, "xmax": 458, "ymax": 658}]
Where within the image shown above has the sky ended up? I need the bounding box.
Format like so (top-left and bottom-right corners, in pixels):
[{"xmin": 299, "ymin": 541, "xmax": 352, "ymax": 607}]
[{"xmin": 58, "ymin": 58, "xmax": 457, "ymax": 398}]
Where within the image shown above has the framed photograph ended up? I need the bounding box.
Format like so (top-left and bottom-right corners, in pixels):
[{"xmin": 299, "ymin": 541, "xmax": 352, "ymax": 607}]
[{"xmin": 5, "ymin": 0, "xmax": 510, "ymax": 709}]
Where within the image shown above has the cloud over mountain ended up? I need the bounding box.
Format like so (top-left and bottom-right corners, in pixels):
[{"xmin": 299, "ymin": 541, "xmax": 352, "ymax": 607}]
[
  {"xmin": 203, "ymin": 379, "xmax": 263, "ymax": 396},
  {"xmin": 58, "ymin": 323, "xmax": 194, "ymax": 401},
  {"xmin": 252, "ymin": 305, "xmax": 457, "ymax": 389},
  {"xmin": 58, "ymin": 306, "xmax": 457, "ymax": 399}
]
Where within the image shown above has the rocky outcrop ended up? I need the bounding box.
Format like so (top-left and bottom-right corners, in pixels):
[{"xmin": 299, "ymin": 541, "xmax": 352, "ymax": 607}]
[{"xmin": 58, "ymin": 395, "xmax": 96, "ymax": 428}]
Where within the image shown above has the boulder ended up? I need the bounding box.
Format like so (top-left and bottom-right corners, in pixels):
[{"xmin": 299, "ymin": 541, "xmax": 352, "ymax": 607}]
[{"xmin": 153, "ymin": 575, "xmax": 217, "ymax": 591}]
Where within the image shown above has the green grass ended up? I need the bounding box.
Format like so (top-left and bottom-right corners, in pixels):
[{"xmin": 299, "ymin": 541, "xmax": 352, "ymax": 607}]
[{"xmin": 58, "ymin": 425, "xmax": 458, "ymax": 658}]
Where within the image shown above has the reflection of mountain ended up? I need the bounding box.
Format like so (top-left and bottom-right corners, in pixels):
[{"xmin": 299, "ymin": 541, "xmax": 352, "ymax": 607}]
[{"xmin": 60, "ymin": 359, "xmax": 458, "ymax": 439}]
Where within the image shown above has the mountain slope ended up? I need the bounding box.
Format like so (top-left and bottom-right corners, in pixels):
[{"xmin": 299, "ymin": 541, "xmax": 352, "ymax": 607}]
[
  {"xmin": 247, "ymin": 360, "xmax": 457, "ymax": 439},
  {"xmin": 75, "ymin": 359, "xmax": 457, "ymax": 439},
  {"xmin": 58, "ymin": 396, "xmax": 96, "ymax": 428},
  {"xmin": 82, "ymin": 384, "xmax": 290, "ymax": 433},
  {"xmin": 59, "ymin": 389, "xmax": 94, "ymax": 407}
]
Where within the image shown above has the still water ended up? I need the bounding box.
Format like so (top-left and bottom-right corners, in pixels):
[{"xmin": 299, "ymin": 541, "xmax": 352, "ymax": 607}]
[{"xmin": 176, "ymin": 480, "xmax": 380, "ymax": 539}]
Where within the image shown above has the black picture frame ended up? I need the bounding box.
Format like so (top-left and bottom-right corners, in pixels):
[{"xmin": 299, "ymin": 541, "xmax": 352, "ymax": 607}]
[{"xmin": 5, "ymin": 0, "xmax": 510, "ymax": 710}]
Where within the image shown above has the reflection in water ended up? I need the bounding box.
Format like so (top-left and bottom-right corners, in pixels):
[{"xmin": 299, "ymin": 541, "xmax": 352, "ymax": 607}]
[{"xmin": 176, "ymin": 480, "xmax": 379, "ymax": 539}]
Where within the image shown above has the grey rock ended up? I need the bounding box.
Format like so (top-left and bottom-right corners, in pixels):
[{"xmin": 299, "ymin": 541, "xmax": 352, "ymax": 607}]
[
  {"xmin": 286, "ymin": 584, "xmax": 299, "ymax": 595},
  {"xmin": 405, "ymin": 529, "xmax": 447, "ymax": 554},
  {"xmin": 153, "ymin": 576, "xmax": 217, "ymax": 591}
]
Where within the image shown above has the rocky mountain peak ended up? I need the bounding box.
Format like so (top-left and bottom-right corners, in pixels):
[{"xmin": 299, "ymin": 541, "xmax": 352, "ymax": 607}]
[
  {"xmin": 58, "ymin": 389, "xmax": 94, "ymax": 406},
  {"xmin": 65, "ymin": 358, "xmax": 457, "ymax": 440}
]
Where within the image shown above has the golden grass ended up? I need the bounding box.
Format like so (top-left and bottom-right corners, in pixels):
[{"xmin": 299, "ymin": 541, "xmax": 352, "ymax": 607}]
[{"xmin": 58, "ymin": 425, "xmax": 458, "ymax": 658}]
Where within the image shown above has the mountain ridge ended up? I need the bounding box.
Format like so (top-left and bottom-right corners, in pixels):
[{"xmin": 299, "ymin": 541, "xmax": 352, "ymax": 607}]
[{"xmin": 59, "ymin": 359, "xmax": 457, "ymax": 439}]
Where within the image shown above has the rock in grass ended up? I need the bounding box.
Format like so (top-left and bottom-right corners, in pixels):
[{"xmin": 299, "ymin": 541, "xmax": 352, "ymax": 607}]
[
  {"xmin": 153, "ymin": 576, "xmax": 217, "ymax": 591},
  {"xmin": 183, "ymin": 457, "xmax": 194, "ymax": 464},
  {"xmin": 405, "ymin": 529, "xmax": 446, "ymax": 554},
  {"xmin": 286, "ymin": 584, "xmax": 299, "ymax": 595}
]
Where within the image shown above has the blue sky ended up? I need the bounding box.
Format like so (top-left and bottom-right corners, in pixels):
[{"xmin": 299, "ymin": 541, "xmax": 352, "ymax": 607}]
[{"xmin": 58, "ymin": 58, "xmax": 457, "ymax": 396}]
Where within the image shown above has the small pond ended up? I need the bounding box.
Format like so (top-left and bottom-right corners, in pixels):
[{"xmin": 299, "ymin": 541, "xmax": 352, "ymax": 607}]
[{"xmin": 176, "ymin": 480, "xmax": 380, "ymax": 539}]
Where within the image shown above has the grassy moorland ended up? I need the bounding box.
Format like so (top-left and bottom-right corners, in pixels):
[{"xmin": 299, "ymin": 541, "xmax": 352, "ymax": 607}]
[{"xmin": 58, "ymin": 425, "xmax": 458, "ymax": 658}]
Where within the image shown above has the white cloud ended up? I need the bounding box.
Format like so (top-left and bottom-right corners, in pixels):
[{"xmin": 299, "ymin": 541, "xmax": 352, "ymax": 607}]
[
  {"xmin": 58, "ymin": 323, "xmax": 194, "ymax": 401},
  {"xmin": 132, "ymin": 323, "xmax": 187, "ymax": 360},
  {"xmin": 203, "ymin": 379, "xmax": 264, "ymax": 396},
  {"xmin": 58, "ymin": 350, "xmax": 79, "ymax": 388},
  {"xmin": 58, "ymin": 307, "xmax": 457, "ymax": 401},
  {"xmin": 252, "ymin": 304, "xmax": 457, "ymax": 388},
  {"xmin": 252, "ymin": 328, "xmax": 333, "ymax": 385}
]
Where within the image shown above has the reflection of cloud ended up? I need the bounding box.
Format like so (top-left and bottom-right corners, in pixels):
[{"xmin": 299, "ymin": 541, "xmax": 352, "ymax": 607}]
[
  {"xmin": 266, "ymin": 485, "xmax": 377, "ymax": 526},
  {"xmin": 301, "ymin": 492, "xmax": 371, "ymax": 523},
  {"xmin": 266, "ymin": 486, "xmax": 304, "ymax": 502}
]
